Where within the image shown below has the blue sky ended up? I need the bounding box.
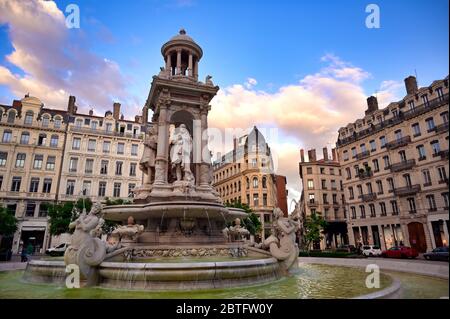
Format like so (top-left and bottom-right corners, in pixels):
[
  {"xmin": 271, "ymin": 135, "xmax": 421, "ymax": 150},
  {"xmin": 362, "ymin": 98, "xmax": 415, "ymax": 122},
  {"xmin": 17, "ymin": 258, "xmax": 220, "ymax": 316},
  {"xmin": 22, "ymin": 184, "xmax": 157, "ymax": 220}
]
[{"xmin": 0, "ymin": 0, "xmax": 448, "ymax": 205}]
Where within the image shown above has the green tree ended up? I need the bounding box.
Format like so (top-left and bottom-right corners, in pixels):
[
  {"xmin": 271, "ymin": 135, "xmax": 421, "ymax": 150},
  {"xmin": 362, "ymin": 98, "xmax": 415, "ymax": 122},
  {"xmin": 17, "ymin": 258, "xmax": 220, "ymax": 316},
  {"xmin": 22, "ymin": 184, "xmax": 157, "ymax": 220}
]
[
  {"xmin": 104, "ymin": 197, "xmax": 132, "ymax": 206},
  {"xmin": 303, "ymin": 211, "xmax": 327, "ymax": 253},
  {"xmin": 0, "ymin": 207, "xmax": 18, "ymax": 246},
  {"xmin": 225, "ymin": 201, "xmax": 262, "ymax": 236},
  {"xmin": 46, "ymin": 198, "xmax": 92, "ymax": 236}
]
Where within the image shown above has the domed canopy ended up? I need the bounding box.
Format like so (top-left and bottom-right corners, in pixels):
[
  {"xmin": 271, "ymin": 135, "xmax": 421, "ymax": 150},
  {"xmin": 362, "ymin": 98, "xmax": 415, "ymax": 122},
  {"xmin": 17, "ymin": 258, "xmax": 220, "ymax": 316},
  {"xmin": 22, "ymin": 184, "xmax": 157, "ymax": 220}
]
[{"xmin": 161, "ymin": 29, "xmax": 203, "ymax": 60}]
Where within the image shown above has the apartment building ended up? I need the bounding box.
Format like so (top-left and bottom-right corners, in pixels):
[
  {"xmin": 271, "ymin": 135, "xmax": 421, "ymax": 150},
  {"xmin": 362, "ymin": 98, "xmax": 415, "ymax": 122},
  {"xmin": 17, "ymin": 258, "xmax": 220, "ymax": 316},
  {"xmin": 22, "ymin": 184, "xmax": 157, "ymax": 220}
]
[
  {"xmin": 298, "ymin": 147, "xmax": 348, "ymax": 249},
  {"xmin": 0, "ymin": 95, "xmax": 147, "ymax": 254},
  {"xmin": 336, "ymin": 75, "xmax": 449, "ymax": 252},
  {"xmin": 212, "ymin": 126, "xmax": 288, "ymax": 240}
]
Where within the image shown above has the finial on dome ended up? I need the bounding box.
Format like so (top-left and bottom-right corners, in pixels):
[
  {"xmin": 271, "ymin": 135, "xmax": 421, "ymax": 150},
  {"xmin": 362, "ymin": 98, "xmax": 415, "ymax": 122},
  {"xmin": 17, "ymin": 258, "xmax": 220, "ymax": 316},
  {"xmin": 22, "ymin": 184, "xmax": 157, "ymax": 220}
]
[{"xmin": 179, "ymin": 28, "xmax": 186, "ymax": 35}]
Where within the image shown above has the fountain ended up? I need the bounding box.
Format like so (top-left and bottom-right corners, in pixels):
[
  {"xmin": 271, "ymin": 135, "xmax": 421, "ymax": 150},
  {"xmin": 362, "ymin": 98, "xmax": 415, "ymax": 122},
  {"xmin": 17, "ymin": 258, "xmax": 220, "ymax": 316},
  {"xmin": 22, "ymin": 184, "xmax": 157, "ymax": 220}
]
[{"xmin": 24, "ymin": 29, "xmax": 300, "ymax": 291}]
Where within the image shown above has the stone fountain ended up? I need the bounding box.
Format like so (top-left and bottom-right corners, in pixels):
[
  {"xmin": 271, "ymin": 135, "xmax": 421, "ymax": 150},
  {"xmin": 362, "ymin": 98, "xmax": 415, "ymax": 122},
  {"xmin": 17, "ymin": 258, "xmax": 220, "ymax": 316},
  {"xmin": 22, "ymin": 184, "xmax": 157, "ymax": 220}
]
[{"xmin": 24, "ymin": 29, "xmax": 299, "ymax": 290}]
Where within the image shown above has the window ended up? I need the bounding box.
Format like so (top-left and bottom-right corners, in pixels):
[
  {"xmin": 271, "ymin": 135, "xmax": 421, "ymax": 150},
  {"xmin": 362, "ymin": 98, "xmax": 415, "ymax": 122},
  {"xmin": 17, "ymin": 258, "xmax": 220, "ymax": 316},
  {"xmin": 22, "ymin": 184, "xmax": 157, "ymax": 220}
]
[
  {"xmin": 100, "ymin": 160, "xmax": 108, "ymax": 175},
  {"xmin": 345, "ymin": 167, "xmax": 351, "ymax": 179},
  {"xmin": 37, "ymin": 133, "xmax": 46, "ymax": 146},
  {"xmin": 422, "ymin": 169, "xmax": 432, "ymax": 186},
  {"xmin": 262, "ymin": 177, "xmax": 267, "ymax": 188},
  {"xmin": 407, "ymin": 198, "xmax": 417, "ymax": 213},
  {"xmin": 128, "ymin": 183, "xmax": 136, "ymax": 197},
  {"xmin": 376, "ymin": 180, "xmax": 383, "ymax": 194},
  {"xmin": 383, "ymin": 155, "xmax": 390, "ymax": 169},
  {"xmin": 332, "ymin": 194, "xmax": 337, "ymax": 204},
  {"xmin": 426, "ymin": 195, "xmax": 437, "ymax": 212},
  {"xmin": 251, "ymin": 158, "xmax": 257, "ymax": 168},
  {"xmin": 24, "ymin": 111, "xmax": 33, "ymax": 124},
  {"xmin": 2, "ymin": 130, "xmax": 12, "ymax": 143},
  {"xmin": 15, "ymin": 153, "xmax": 26, "ymax": 168},
  {"xmin": 369, "ymin": 204, "xmax": 376, "ymax": 217},
  {"xmin": 42, "ymin": 178, "xmax": 52, "ymax": 193},
  {"xmin": 54, "ymin": 117, "xmax": 61, "ymax": 129},
  {"xmin": 366, "ymin": 182, "xmax": 373, "ymax": 194},
  {"xmin": 412, "ymin": 123, "xmax": 421, "ymax": 137},
  {"xmin": 46, "ymin": 156, "xmax": 56, "ymax": 170},
  {"xmin": 426, "ymin": 117, "xmax": 436, "ymax": 131},
  {"xmin": 263, "ymin": 193, "xmax": 268, "ymax": 206},
  {"xmin": 387, "ymin": 178, "xmax": 395, "ymax": 192},
  {"xmin": 11, "ymin": 177, "xmax": 21, "ymax": 192},
  {"xmin": 33, "ymin": 155, "xmax": 43, "ymax": 169},
  {"xmin": 252, "ymin": 177, "xmax": 258, "ymax": 188},
  {"xmin": 116, "ymin": 161, "xmax": 123, "ymax": 175},
  {"xmin": 75, "ymin": 119, "xmax": 83, "ymax": 128},
  {"xmin": 399, "ymin": 150, "xmax": 407, "ymax": 162},
  {"xmin": 98, "ymin": 182, "xmax": 107, "ymax": 197},
  {"xmin": 430, "ymin": 140, "xmax": 440, "ymax": 155},
  {"xmin": 306, "ymin": 167, "xmax": 313, "ymax": 174},
  {"xmin": 131, "ymin": 144, "xmax": 138, "ymax": 156},
  {"xmin": 25, "ymin": 202, "xmax": 36, "ymax": 217},
  {"xmin": 66, "ymin": 180, "xmax": 75, "ymax": 195},
  {"xmin": 380, "ymin": 202, "xmax": 387, "ymax": 216},
  {"xmin": 417, "ymin": 145, "xmax": 426, "ymax": 160},
  {"xmin": 369, "ymin": 140, "xmax": 376, "ymax": 152},
  {"xmin": 84, "ymin": 119, "xmax": 90, "ymax": 126},
  {"xmin": 357, "ymin": 184, "xmax": 363, "ymax": 196},
  {"xmin": 69, "ymin": 157, "xmax": 78, "ymax": 172},
  {"xmin": 113, "ymin": 183, "xmax": 121, "ymax": 197},
  {"xmin": 307, "ymin": 179, "xmax": 314, "ymax": 190},
  {"xmin": 395, "ymin": 129, "xmax": 402, "ymax": 141},
  {"xmin": 351, "ymin": 207, "xmax": 356, "ymax": 219},
  {"xmin": 360, "ymin": 205, "xmax": 366, "ymax": 218},
  {"xmin": 20, "ymin": 132, "xmax": 30, "ymax": 144},
  {"xmin": 0, "ymin": 152, "xmax": 7, "ymax": 167},
  {"xmin": 321, "ymin": 179, "xmax": 327, "ymax": 189},
  {"xmin": 308, "ymin": 194, "xmax": 315, "ymax": 204},
  {"xmin": 372, "ymin": 159, "xmax": 379, "ymax": 172},
  {"xmin": 88, "ymin": 139, "xmax": 96, "ymax": 152},
  {"xmin": 42, "ymin": 115, "xmax": 50, "ymax": 127},
  {"xmin": 421, "ymin": 94, "xmax": 429, "ymax": 106},
  {"xmin": 330, "ymin": 168, "xmax": 335, "ymax": 175},
  {"xmin": 441, "ymin": 111, "xmax": 449, "ymax": 124},
  {"xmin": 82, "ymin": 181, "xmax": 91, "ymax": 196},
  {"xmin": 117, "ymin": 143, "xmax": 125, "ymax": 155},
  {"xmin": 380, "ymin": 136, "xmax": 387, "ymax": 148},
  {"xmin": 106, "ymin": 123, "xmax": 113, "ymax": 132},
  {"xmin": 72, "ymin": 137, "xmax": 81, "ymax": 150},
  {"xmin": 351, "ymin": 147, "xmax": 357, "ymax": 157},
  {"xmin": 348, "ymin": 187, "xmax": 354, "ymax": 199},
  {"xmin": 253, "ymin": 193, "xmax": 259, "ymax": 206},
  {"xmin": 103, "ymin": 141, "xmax": 111, "ymax": 153},
  {"xmin": 29, "ymin": 178, "xmax": 39, "ymax": 192},
  {"xmin": 130, "ymin": 163, "xmax": 137, "ymax": 176},
  {"xmin": 50, "ymin": 135, "xmax": 58, "ymax": 147},
  {"xmin": 437, "ymin": 166, "xmax": 447, "ymax": 182},
  {"xmin": 442, "ymin": 192, "xmax": 449, "ymax": 209},
  {"xmin": 39, "ymin": 203, "xmax": 49, "ymax": 217},
  {"xmin": 323, "ymin": 194, "xmax": 328, "ymax": 204},
  {"xmin": 331, "ymin": 180, "xmax": 337, "ymax": 190},
  {"xmin": 436, "ymin": 87, "xmax": 444, "ymax": 101},
  {"xmin": 85, "ymin": 159, "xmax": 94, "ymax": 174},
  {"xmin": 91, "ymin": 121, "xmax": 98, "ymax": 130},
  {"xmin": 408, "ymin": 100, "xmax": 415, "ymax": 110},
  {"xmin": 343, "ymin": 150, "xmax": 349, "ymax": 161},
  {"xmin": 391, "ymin": 200, "xmax": 399, "ymax": 215},
  {"xmin": 7, "ymin": 111, "xmax": 15, "ymax": 123}
]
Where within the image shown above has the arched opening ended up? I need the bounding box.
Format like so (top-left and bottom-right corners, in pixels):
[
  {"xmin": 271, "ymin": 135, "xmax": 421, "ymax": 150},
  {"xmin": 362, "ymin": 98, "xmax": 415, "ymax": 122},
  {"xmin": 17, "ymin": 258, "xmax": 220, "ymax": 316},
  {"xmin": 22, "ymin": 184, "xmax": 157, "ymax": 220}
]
[{"xmin": 170, "ymin": 110, "xmax": 194, "ymax": 136}]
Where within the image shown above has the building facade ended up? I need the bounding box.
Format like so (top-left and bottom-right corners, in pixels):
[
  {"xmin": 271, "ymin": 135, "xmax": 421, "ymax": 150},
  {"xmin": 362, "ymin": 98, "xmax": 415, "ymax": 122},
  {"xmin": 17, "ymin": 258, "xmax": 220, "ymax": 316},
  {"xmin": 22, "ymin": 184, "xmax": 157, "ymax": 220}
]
[
  {"xmin": 0, "ymin": 95, "xmax": 147, "ymax": 254},
  {"xmin": 298, "ymin": 147, "xmax": 348, "ymax": 249},
  {"xmin": 336, "ymin": 75, "xmax": 449, "ymax": 252},
  {"xmin": 212, "ymin": 127, "xmax": 288, "ymax": 240}
]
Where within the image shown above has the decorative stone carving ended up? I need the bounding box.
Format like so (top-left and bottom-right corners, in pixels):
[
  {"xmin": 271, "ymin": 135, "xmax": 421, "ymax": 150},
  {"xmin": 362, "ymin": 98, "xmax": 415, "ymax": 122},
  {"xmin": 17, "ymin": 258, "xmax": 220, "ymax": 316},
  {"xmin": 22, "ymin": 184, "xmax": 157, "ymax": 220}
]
[
  {"xmin": 263, "ymin": 207, "xmax": 300, "ymax": 272},
  {"xmin": 223, "ymin": 218, "xmax": 250, "ymax": 242},
  {"xmin": 169, "ymin": 124, "xmax": 194, "ymax": 185},
  {"xmin": 205, "ymin": 75, "xmax": 214, "ymax": 86},
  {"xmin": 111, "ymin": 216, "xmax": 144, "ymax": 245},
  {"xmin": 64, "ymin": 203, "xmax": 118, "ymax": 285},
  {"xmin": 140, "ymin": 125, "xmax": 158, "ymax": 185},
  {"xmin": 131, "ymin": 247, "xmax": 248, "ymax": 258}
]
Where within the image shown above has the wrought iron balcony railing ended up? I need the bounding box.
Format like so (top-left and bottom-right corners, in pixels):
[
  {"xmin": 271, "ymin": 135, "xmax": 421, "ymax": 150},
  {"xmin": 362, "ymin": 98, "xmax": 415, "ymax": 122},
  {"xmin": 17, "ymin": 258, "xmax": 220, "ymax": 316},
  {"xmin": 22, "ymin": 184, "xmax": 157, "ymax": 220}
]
[
  {"xmin": 394, "ymin": 184, "xmax": 421, "ymax": 197},
  {"xmin": 385, "ymin": 136, "xmax": 411, "ymax": 150},
  {"xmin": 389, "ymin": 159, "xmax": 416, "ymax": 172}
]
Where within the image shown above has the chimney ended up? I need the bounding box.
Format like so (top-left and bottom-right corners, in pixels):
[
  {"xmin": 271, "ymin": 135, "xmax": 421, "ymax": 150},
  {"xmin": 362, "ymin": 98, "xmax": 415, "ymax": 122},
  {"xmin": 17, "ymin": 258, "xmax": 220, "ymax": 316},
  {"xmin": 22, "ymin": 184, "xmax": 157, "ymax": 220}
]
[
  {"xmin": 142, "ymin": 106, "xmax": 148, "ymax": 124},
  {"xmin": 135, "ymin": 115, "xmax": 141, "ymax": 123},
  {"xmin": 67, "ymin": 95, "xmax": 77, "ymax": 115},
  {"xmin": 332, "ymin": 148, "xmax": 337, "ymax": 162},
  {"xmin": 365, "ymin": 96, "xmax": 378, "ymax": 115},
  {"xmin": 307, "ymin": 149, "xmax": 316, "ymax": 162},
  {"xmin": 233, "ymin": 137, "xmax": 238, "ymax": 150},
  {"xmin": 300, "ymin": 149, "xmax": 305, "ymax": 163},
  {"xmin": 404, "ymin": 76, "xmax": 418, "ymax": 95},
  {"xmin": 113, "ymin": 102, "xmax": 121, "ymax": 120},
  {"xmin": 88, "ymin": 109, "xmax": 93, "ymax": 116},
  {"xmin": 120, "ymin": 114, "xmax": 124, "ymax": 120},
  {"xmin": 323, "ymin": 147, "xmax": 329, "ymax": 161},
  {"xmin": 12, "ymin": 100, "xmax": 22, "ymax": 109}
]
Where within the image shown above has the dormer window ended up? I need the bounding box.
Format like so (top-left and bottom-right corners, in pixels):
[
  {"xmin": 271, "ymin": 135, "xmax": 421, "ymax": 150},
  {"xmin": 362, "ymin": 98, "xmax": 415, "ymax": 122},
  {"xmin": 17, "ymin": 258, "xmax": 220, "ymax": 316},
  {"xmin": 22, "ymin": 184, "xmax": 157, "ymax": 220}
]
[
  {"xmin": 91, "ymin": 121, "xmax": 98, "ymax": 130},
  {"xmin": 24, "ymin": 111, "xmax": 33, "ymax": 125},
  {"xmin": 75, "ymin": 119, "xmax": 83, "ymax": 128},
  {"xmin": 54, "ymin": 117, "xmax": 61, "ymax": 128},
  {"xmin": 7, "ymin": 110, "xmax": 16, "ymax": 123}
]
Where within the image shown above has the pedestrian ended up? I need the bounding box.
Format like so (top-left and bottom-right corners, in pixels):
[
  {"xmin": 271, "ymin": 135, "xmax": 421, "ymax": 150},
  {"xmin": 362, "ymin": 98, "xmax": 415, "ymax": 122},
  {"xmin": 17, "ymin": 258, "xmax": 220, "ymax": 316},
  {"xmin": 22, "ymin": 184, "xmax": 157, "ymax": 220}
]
[{"xmin": 20, "ymin": 246, "xmax": 28, "ymax": 262}]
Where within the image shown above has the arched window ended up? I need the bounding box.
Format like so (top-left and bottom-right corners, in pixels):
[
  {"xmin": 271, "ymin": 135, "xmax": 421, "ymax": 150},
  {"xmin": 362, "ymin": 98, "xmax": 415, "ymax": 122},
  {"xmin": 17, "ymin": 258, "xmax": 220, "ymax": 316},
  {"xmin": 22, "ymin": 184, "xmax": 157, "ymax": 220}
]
[
  {"xmin": 25, "ymin": 111, "xmax": 33, "ymax": 125},
  {"xmin": 54, "ymin": 116, "xmax": 62, "ymax": 129},
  {"xmin": 253, "ymin": 177, "xmax": 258, "ymax": 188},
  {"xmin": 2, "ymin": 130, "xmax": 12, "ymax": 143},
  {"xmin": 42, "ymin": 115, "xmax": 50, "ymax": 127},
  {"xmin": 20, "ymin": 132, "xmax": 30, "ymax": 145},
  {"xmin": 262, "ymin": 176, "xmax": 267, "ymax": 188},
  {"xmin": 38, "ymin": 133, "xmax": 47, "ymax": 146},
  {"xmin": 7, "ymin": 110, "xmax": 16, "ymax": 124}
]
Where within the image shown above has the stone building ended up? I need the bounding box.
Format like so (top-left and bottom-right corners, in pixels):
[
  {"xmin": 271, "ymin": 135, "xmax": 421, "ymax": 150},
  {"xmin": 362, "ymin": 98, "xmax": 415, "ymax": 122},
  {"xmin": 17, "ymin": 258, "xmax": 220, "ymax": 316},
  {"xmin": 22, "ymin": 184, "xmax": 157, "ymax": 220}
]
[
  {"xmin": 0, "ymin": 95, "xmax": 147, "ymax": 254},
  {"xmin": 298, "ymin": 147, "xmax": 348, "ymax": 249},
  {"xmin": 212, "ymin": 126, "xmax": 288, "ymax": 240},
  {"xmin": 336, "ymin": 75, "xmax": 449, "ymax": 252}
]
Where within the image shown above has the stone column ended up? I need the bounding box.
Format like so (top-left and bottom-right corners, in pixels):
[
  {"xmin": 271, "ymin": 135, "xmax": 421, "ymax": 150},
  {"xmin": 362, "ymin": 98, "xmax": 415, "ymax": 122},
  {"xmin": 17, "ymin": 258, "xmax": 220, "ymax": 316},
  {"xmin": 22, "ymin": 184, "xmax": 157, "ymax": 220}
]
[
  {"xmin": 176, "ymin": 50, "xmax": 182, "ymax": 75},
  {"xmin": 166, "ymin": 53, "xmax": 172, "ymax": 74},
  {"xmin": 199, "ymin": 107, "xmax": 210, "ymax": 187},
  {"xmin": 379, "ymin": 224, "xmax": 387, "ymax": 250},
  {"xmin": 428, "ymin": 221, "xmax": 437, "ymax": 249},
  {"xmin": 154, "ymin": 103, "xmax": 169, "ymax": 185},
  {"xmin": 188, "ymin": 52, "xmax": 193, "ymax": 77},
  {"xmin": 194, "ymin": 59, "xmax": 198, "ymax": 80}
]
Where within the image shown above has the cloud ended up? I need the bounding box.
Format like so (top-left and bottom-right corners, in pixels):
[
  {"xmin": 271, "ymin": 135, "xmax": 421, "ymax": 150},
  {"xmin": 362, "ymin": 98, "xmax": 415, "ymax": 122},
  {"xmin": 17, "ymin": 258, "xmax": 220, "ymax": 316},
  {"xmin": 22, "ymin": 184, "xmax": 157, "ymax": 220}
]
[
  {"xmin": 0, "ymin": 0, "xmax": 138, "ymax": 116},
  {"xmin": 245, "ymin": 77, "xmax": 257, "ymax": 89}
]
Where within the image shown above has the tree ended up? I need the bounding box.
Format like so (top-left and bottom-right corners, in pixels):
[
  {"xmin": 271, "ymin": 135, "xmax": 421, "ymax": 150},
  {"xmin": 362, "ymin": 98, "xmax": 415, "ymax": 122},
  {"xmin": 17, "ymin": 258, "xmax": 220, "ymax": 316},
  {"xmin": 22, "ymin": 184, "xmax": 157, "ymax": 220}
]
[
  {"xmin": 46, "ymin": 198, "xmax": 92, "ymax": 236},
  {"xmin": 0, "ymin": 207, "xmax": 18, "ymax": 247},
  {"xmin": 104, "ymin": 197, "xmax": 131, "ymax": 206},
  {"xmin": 302, "ymin": 211, "xmax": 327, "ymax": 253},
  {"xmin": 225, "ymin": 201, "xmax": 262, "ymax": 236}
]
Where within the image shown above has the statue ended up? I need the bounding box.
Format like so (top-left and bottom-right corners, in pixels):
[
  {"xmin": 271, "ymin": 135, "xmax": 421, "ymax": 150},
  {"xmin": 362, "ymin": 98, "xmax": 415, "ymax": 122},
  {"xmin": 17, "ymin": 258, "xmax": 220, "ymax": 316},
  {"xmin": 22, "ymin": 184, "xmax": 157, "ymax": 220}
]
[
  {"xmin": 64, "ymin": 202, "xmax": 117, "ymax": 286},
  {"xmin": 111, "ymin": 216, "xmax": 144, "ymax": 245},
  {"xmin": 223, "ymin": 218, "xmax": 250, "ymax": 242},
  {"xmin": 263, "ymin": 207, "xmax": 300, "ymax": 272},
  {"xmin": 140, "ymin": 125, "xmax": 158, "ymax": 185},
  {"xmin": 205, "ymin": 75, "xmax": 213, "ymax": 86},
  {"xmin": 169, "ymin": 124, "xmax": 194, "ymax": 184}
]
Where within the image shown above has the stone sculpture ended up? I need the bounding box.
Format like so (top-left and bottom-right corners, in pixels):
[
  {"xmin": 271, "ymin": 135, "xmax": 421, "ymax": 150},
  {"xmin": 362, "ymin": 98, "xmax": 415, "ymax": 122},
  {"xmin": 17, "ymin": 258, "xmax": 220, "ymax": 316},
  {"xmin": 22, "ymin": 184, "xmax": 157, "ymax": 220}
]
[
  {"xmin": 140, "ymin": 125, "xmax": 158, "ymax": 185},
  {"xmin": 64, "ymin": 202, "xmax": 117, "ymax": 285},
  {"xmin": 263, "ymin": 207, "xmax": 300, "ymax": 272},
  {"xmin": 111, "ymin": 216, "xmax": 144, "ymax": 245},
  {"xmin": 169, "ymin": 124, "xmax": 194, "ymax": 184},
  {"xmin": 223, "ymin": 218, "xmax": 250, "ymax": 242}
]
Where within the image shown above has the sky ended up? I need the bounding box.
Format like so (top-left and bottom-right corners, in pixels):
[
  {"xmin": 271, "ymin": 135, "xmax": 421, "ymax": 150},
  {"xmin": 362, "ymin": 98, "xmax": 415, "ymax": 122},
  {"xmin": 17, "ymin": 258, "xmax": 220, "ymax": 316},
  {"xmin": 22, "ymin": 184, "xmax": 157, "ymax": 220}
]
[{"xmin": 0, "ymin": 0, "xmax": 448, "ymax": 211}]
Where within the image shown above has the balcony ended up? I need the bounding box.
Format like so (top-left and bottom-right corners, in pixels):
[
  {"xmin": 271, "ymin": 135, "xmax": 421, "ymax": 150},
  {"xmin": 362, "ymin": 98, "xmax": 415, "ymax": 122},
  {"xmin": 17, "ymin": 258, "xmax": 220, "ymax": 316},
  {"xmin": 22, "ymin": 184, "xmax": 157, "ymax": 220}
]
[
  {"xmin": 438, "ymin": 149, "xmax": 449, "ymax": 160},
  {"xmin": 359, "ymin": 193, "xmax": 377, "ymax": 201},
  {"xmin": 71, "ymin": 126, "xmax": 143, "ymax": 140},
  {"xmin": 435, "ymin": 122, "xmax": 449, "ymax": 134},
  {"xmin": 357, "ymin": 170, "xmax": 373, "ymax": 180},
  {"xmin": 394, "ymin": 184, "xmax": 421, "ymax": 197},
  {"xmin": 307, "ymin": 201, "xmax": 318, "ymax": 207},
  {"xmin": 353, "ymin": 150, "xmax": 370, "ymax": 160},
  {"xmin": 385, "ymin": 136, "xmax": 411, "ymax": 150},
  {"xmin": 389, "ymin": 159, "xmax": 416, "ymax": 172}
]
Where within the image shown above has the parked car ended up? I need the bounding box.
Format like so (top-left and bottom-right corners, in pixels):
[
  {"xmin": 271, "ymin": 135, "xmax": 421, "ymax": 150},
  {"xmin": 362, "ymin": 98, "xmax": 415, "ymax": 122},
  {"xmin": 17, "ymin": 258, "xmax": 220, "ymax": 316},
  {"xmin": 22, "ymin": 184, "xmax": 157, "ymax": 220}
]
[
  {"xmin": 45, "ymin": 243, "xmax": 68, "ymax": 256},
  {"xmin": 423, "ymin": 247, "xmax": 449, "ymax": 261},
  {"xmin": 381, "ymin": 246, "xmax": 418, "ymax": 259},
  {"xmin": 362, "ymin": 245, "xmax": 382, "ymax": 257}
]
